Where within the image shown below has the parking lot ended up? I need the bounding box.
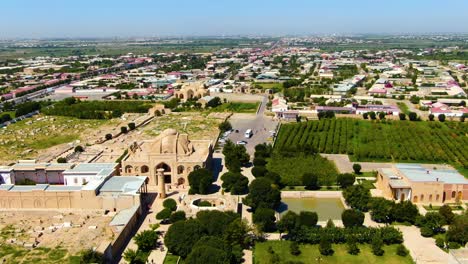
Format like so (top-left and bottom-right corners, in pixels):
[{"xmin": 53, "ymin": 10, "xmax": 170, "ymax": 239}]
[{"xmin": 218, "ymin": 98, "xmax": 279, "ymax": 157}]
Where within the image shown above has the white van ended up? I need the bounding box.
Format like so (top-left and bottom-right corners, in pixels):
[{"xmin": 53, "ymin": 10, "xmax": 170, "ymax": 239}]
[{"xmin": 244, "ymin": 129, "xmax": 253, "ymax": 138}]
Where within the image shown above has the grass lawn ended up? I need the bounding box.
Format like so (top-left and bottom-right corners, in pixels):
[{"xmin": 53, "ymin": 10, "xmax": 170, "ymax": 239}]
[
  {"xmin": 267, "ymin": 153, "xmax": 339, "ymax": 186},
  {"xmin": 356, "ymin": 171, "xmax": 377, "ymax": 177},
  {"xmin": 163, "ymin": 254, "xmax": 181, "ymax": 264},
  {"xmin": 0, "ymin": 245, "xmax": 74, "ymax": 264},
  {"xmin": 252, "ymin": 82, "xmax": 284, "ymax": 90},
  {"xmin": 358, "ymin": 179, "xmax": 376, "ymax": 190},
  {"xmin": 423, "ymin": 204, "xmax": 464, "ymax": 211},
  {"xmin": 211, "ymin": 102, "xmax": 259, "ymax": 113},
  {"xmin": 397, "ymin": 102, "xmax": 410, "ymax": 115},
  {"xmin": 254, "ymin": 241, "xmax": 413, "ymax": 264},
  {"xmin": 0, "ymin": 114, "xmax": 111, "ymax": 163}
]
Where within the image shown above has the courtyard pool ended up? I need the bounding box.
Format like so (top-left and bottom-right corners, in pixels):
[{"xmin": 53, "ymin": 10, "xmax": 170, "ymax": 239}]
[{"xmin": 279, "ymin": 197, "xmax": 345, "ymax": 221}]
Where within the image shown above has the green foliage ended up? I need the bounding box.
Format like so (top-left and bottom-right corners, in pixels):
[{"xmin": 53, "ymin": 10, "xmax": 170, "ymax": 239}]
[
  {"xmin": 438, "ymin": 114, "xmax": 446, "ymax": 122},
  {"xmin": 164, "ymin": 219, "xmax": 205, "ymax": 258},
  {"xmin": 435, "ymin": 237, "xmax": 445, "ymax": 249},
  {"xmin": 163, "ymin": 198, "xmax": 177, "ymax": 211},
  {"xmin": 128, "ymin": 122, "xmax": 136, "ymax": 130},
  {"xmin": 188, "ymin": 168, "xmax": 213, "ymax": 194},
  {"xmin": 319, "ymin": 236, "xmax": 334, "ymax": 256},
  {"xmin": 57, "ymin": 157, "xmax": 67, "ymax": 163},
  {"xmin": 123, "ymin": 248, "xmax": 147, "ymax": 264},
  {"xmin": 420, "ymin": 226, "xmax": 434, "ymax": 237},
  {"xmin": 341, "ymin": 209, "xmax": 364, "ymax": 228},
  {"xmin": 438, "ymin": 205, "xmax": 455, "ymax": 225},
  {"xmin": 220, "ymin": 172, "xmax": 248, "ymax": 195},
  {"xmin": 244, "ymin": 178, "xmax": 281, "ymax": 211},
  {"xmin": 121, "ymin": 126, "xmax": 128, "ymax": 134},
  {"xmin": 134, "ymin": 230, "xmax": 159, "ymax": 252},
  {"xmin": 267, "ymin": 153, "xmax": 338, "ymax": 186},
  {"xmin": 302, "ymin": 173, "xmax": 320, "ymax": 190},
  {"xmin": 391, "ymin": 201, "xmax": 419, "ymax": 224},
  {"xmin": 79, "ymin": 249, "xmax": 105, "ymax": 264},
  {"xmin": 352, "ymin": 164, "xmax": 362, "ymax": 174},
  {"xmin": 446, "ymin": 212, "xmax": 468, "ymax": 245},
  {"xmin": 42, "ymin": 100, "xmax": 153, "ymax": 119},
  {"xmin": 343, "ymin": 185, "xmax": 371, "ymax": 212},
  {"xmin": 218, "ymin": 120, "xmax": 232, "ymax": 132},
  {"xmin": 371, "ymin": 235, "xmax": 384, "ymax": 256},
  {"xmin": 368, "ymin": 198, "xmax": 394, "ymax": 223},
  {"xmin": 252, "ymin": 166, "xmax": 268, "ymax": 177},
  {"xmin": 74, "ymin": 145, "xmax": 84, "ymax": 152},
  {"xmin": 15, "ymin": 101, "xmax": 42, "ymax": 117},
  {"xmin": 156, "ymin": 208, "xmax": 172, "ymax": 220},
  {"xmin": 347, "ymin": 236, "xmax": 360, "ymax": 255},
  {"xmin": 408, "ymin": 112, "xmax": 418, "ymax": 121},
  {"xmin": 290, "ymin": 241, "xmax": 301, "ymax": 256},
  {"xmin": 399, "ymin": 113, "xmax": 406, "ymax": 120},
  {"xmin": 206, "ymin": 97, "xmax": 222, "ymax": 108},
  {"xmin": 222, "ymin": 140, "xmax": 250, "ymax": 172},
  {"xmin": 253, "ymin": 208, "xmax": 277, "ymax": 232},
  {"xmin": 299, "ymin": 211, "xmax": 318, "ymax": 227},
  {"xmin": 274, "ymin": 119, "xmax": 468, "ymax": 169},
  {"xmin": 396, "ymin": 244, "xmax": 409, "ymax": 257},
  {"xmin": 105, "ymin": 133, "xmax": 112, "ymax": 140},
  {"xmin": 337, "ymin": 173, "xmax": 355, "ymax": 189}
]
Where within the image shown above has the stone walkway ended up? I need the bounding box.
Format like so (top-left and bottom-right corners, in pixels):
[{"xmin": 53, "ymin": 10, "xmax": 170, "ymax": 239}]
[
  {"xmin": 320, "ymin": 154, "xmax": 392, "ymax": 173},
  {"xmin": 397, "ymin": 225, "xmax": 449, "ymax": 264}
]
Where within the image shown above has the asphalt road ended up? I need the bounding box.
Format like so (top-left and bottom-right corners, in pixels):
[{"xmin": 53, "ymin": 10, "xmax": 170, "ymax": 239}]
[{"xmin": 223, "ymin": 96, "xmax": 279, "ymax": 157}]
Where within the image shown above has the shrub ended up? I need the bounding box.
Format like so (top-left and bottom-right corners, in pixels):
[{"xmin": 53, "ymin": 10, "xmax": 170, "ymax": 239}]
[
  {"xmin": 319, "ymin": 237, "xmax": 334, "ymax": 256},
  {"xmin": 105, "ymin": 133, "xmax": 113, "ymax": 140},
  {"xmin": 290, "ymin": 241, "xmax": 301, "ymax": 256},
  {"xmin": 253, "ymin": 208, "xmax": 276, "ymax": 232},
  {"xmin": 163, "ymin": 198, "xmax": 177, "ymax": 211},
  {"xmin": 302, "ymin": 173, "xmax": 319, "ymax": 190},
  {"xmin": 121, "ymin": 126, "xmax": 128, "ymax": 134},
  {"xmin": 420, "ymin": 226, "xmax": 433, "ymax": 237},
  {"xmin": 244, "ymin": 178, "xmax": 281, "ymax": 210},
  {"xmin": 341, "ymin": 209, "xmax": 364, "ymax": 228},
  {"xmin": 299, "ymin": 211, "xmax": 318, "ymax": 227},
  {"xmin": 435, "ymin": 237, "xmax": 445, "ymax": 249},
  {"xmin": 156, "ymin": 208, "xmax": 172, "ymax": 220},
  {"xmin": 408, "ymin": 112, "xmax": 418, "ymax": 121},
  {"xmin": 57, "ymin": 157, "xmax": 67, "ymax": 163},
  {"xmin": 448, "ymin": 242, "xmax": 461, "ymax": 249},
  {"xmin": 428, "ymin": 114, "xmax": 434, "ymax": 121},
  {"xmin": 347, "ymin": 237, "xmax": 360, "ymax": 255},
  {"xmin": 438, "ymin": 205, "xmax": 455, "ymax": 225},
  {"xmin": 74, "ymin": 145, "xmax": 84, "ymax": 152},
  {"xmin": 399, "ymin": 113, "xmax": 406, "ymax": 120},
  {"xmin": 337, "ymin": 173, "xmax": 355, "ymax": 189},
  {"xmin": 352, "ymin": 163, "xmax": 361, "ymax": 174},
  {"xmin": 134, "ymin": 230, "xmax": 159, "ymax": 252},
  {"xmin": 371, "ymin": 235, "xmax": 384, "ymax": 256},
  {"xmin": 396, "ymin": 244, "xmax": 408, "ymax": 256},
  {"xmin": 342, "ymin": 185, "xmax": 371, "ymax": 212},
  {"xmin": 253, "ymin": 157, "xmax": 267, "ymax": 167},
  {"xmin": 169, "ymin": 211, "xmax": 186, "ymax": 223},
  {"xmin": 128, "ymin": 122, "xmax": 136, "ymax": 130},
  {"xmin": 252, "ymin": 166, "xmax": 268, "ymax": 178},
  {"xmin": 218, "ymin": 121, "xmax": 232, "ymax": 132},
  {"xmin": 438, "ymin": 114, "xmax": 446, "ymax": 122}
]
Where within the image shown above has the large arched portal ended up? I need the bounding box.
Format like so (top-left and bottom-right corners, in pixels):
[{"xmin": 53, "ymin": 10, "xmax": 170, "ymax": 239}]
[{"xmin": 155, "ymin": 163, "xmax": 172, "ymax": 184}]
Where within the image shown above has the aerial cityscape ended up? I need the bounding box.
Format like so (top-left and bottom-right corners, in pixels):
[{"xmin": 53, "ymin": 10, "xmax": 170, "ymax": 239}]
[{"xmin": 0, "ymin": 1, "xmax": 467, "ymax": 264}]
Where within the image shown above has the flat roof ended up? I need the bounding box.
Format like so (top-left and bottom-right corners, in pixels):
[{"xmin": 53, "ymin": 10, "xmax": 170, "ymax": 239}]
[
  {"xmin": 396, "ymin": 164, "xmax": 468, "ymax": 185},
  {"xmin": 109, "ymin": 205, "xmax": 139, "ymax": 227},
  {"xmin": 99, "ymin": 176, "xmax": 147, "ymax": 195}
]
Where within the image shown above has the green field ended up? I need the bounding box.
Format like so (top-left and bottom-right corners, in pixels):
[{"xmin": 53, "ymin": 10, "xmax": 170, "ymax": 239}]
[
  {"xmin": 0, "ymin": 244, "xmax": 78, "ymax": 264},
  {"xmin": 163, "ymin": 254, "xmax": 181, "ymax": 264},
  {"xmin": 397, "ymin": 102, "xmax": 410, "ymax": 115},
  {"xmin": 275, "ymin": 119, "xmax": 468, "ymax": 173},
  {"xmin": 254, "ymin": 241, "xmax": 413, "ymax": 264},
  {"xmin": 212, "ymin": 102, "xmax": 259, "ymax": 113},
  {"xmin": 267, "ymin": 153, "xmax": 339, "ymax": 186}
]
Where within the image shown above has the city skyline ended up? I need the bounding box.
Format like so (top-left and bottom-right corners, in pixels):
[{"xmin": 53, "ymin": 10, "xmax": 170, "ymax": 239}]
[{"xmin": 1, "ymin": 0, "xmax": 468, "ymax": 38}]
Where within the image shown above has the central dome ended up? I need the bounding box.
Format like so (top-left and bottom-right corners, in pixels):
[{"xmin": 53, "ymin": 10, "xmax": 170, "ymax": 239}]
[{"xmin": 152, "ymin": 129, "xmax": 193, "ymax": 155}]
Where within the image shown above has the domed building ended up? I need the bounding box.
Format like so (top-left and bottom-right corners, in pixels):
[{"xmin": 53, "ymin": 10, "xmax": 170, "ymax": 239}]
[
  {"xmin": 174, "ymin": 82, "xmax": 209, "ymax": 102},
  {"xmin": 121, "ymin": 129, "xmax": 213, "ymax": 188}
]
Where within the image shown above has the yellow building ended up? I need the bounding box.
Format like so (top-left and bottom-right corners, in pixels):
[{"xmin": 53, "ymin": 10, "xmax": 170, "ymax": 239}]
[{"xmin": 376, "ymin": 164, "xmax": 467, "ymax": 204}]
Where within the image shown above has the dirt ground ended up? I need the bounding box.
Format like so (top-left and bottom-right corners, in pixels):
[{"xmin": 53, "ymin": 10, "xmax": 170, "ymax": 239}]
[{"xmin": 0, "ymin": 210, "xmax": 114, "ymax": 262}]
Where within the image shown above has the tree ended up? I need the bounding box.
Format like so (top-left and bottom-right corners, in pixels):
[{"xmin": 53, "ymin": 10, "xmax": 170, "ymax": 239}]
[
  {"xmin": 221, "ymin": 172, "xmax": 248, "ymax": 195},
  {"xmin": 223, "ymin": 140, "xmax": 250, "ymax": 172},
  {"xmin": 188, "ymin": 168, "xmax": 213, "ymax": 194},
  {"xmin": 319, "ymin": 236, "xmax": 334, "ymax": 256},
  {"xmin": 337, "ymin": 173, "xmax": 355, "ymax": 189},
  {"xmin": 369, "ymin": 111, "xmax": 376, "ymax": 120},
  {"xmin": 206, "ymin": 97, "xmax": 222, "ymax": 108},
  {"xmin": 218, "ymin": 121, "xmax": 232, "ymax": 132},
  {"xmin": 105, "ymin": 133, "xmax": 113, "ymax": 140},
  {"xmin": 438, "ymin": 114, "xmax": 446, "ymax": 122},
  {"xmin": 439, "ymin": 205, "xmax": 455, "ymax": 225},
  {"xmin": 123, "ymin": 249, "xmax": 146, "ymax": 264},
  {"xmin": 299, "ymin": 211, "xmax": 318, "ymax": 227},
  {"xmin": 156, "ymin": 208, "xmax": 172, "ymax": 220},
  {"xmin": 399, "ymin": 113, "xmax": 406, "ymax": 121},
  {"xmin": 363, "ymin": 112, "xmax": 369, "ymax": 119},
  {"xmin": 369, "ymin": 197, "xmax": 394, "ymax": 223},
  {"xmin": 244, "ymin": 178, "xmax": 281, "ymax": 211},
  {"xmin": 277, "ymin": 211, "xmax": 299, "ymax": 234},
  {"xmin": 396, "ymin": 244, "xmax": 408, "ymax": 256},
  {"xmin": 347, "ymin": 236, "xmax": 360, "ymax": 255},
  {"xmin": 302, "ymin": 173, "xmax": 319, "ymax": 190},
  {"xmin": 74, "ymin": 145, "xmax": 84, "ymax": 152},
  {"xmin": 290, "ymin": 241, "xmax": 301, "ymax": 256},
  {"xmin": 371, "ymin": 235, "xmax": 384, "ymax": 256},
  {"xmin": 341, "ymin": 209, "xmax": 364, "ymax": 228},
  {"xmin": 79, "ymin": 249, "xmax": 105, "ymax": 264},
  {"xmin": 352, "ymin": 163, "xmax": 362, "ymax": 174},
  {"xmin": 408, "ymin": 112, "xmax": 418, "ymax": 121},
  {"xmin": 253, "ymin": 208, "xmax": 276, "ymax": 232},
  {"xmin": 121, "ymin": 126, "xmax": 128, "ymax": 134},
  {"xmin": 428, "ymin": 114, "xmax": 434, "ymax": 121},
  {"xmin": 252, "ymin": 166, "xmax": 268, "ymax": 178},
  {"xmin": 163, "ymin": 198, "xmax": 177, "ymax": 211},
  {"xmin": 164, "ymin": 219, "xmax": 204, "ymax": 258},
  {"xmin": 170, "ymin": 211, "xmax": 186, "ymax": 223},
  {"xmin": 223, "ymin": 218, "xmax": 251, "ymax": 248},
  {"xmin": 446, "ymin": 213, "xmax": 468, "ymax": 245},
  {"xmin": 342, "ymin": 185, "xmax": 371, "ymax": 212},
  {"xmin": 378, "ymin": 112, "xmax": 385, "ymax": 120},
  {"xmin": 391, "ymin": 201, "xmax": 419, "ymax": 224},
  {"xmin": 253, "ymin": 157, "xmax": 267, "ymax": 167},
  {"xmin": 57, "ymin": 157, "xmax": 67, "ymax": 163},
  {"xmin": 134, "ymin": 230, "xmax": 159, "ymax": 252},
  {"xmin": 128, "ymin": 122, "xmax": 136, "ymax": 130}
]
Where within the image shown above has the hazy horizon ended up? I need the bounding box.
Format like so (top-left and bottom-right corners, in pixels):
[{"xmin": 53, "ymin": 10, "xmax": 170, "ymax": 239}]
[{"xmin": 1, "ymin": 0, "xmax": 468, "ymax": 38}]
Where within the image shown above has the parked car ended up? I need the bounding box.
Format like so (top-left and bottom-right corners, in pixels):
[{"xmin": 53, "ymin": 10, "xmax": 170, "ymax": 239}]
[{"xmin": 236, "ymin": 140, "xmax": 248, "ymax": 145}]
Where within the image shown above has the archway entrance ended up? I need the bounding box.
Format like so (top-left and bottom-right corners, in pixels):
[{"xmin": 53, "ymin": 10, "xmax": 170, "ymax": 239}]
[{"xmin": 177, "ymin": 177, "xmax": 185, "ymax": 185}]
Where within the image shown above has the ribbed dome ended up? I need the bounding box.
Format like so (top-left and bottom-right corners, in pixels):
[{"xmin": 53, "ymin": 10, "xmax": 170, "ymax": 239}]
[{"xmin": 152, "ymin": 129, "xmax": 193, "ymax": 155}]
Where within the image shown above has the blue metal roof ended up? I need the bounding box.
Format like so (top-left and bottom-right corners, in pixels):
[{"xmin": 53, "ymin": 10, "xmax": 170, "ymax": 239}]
[{"xmin": 396, "ymin": 164, "xmax": 468, "ymax": 184}]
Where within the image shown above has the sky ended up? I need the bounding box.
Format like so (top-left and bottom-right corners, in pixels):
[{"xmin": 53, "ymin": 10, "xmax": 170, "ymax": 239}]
[{"xmin": 1, "ymin": 0, "xmax": 468, "ymax": 38}]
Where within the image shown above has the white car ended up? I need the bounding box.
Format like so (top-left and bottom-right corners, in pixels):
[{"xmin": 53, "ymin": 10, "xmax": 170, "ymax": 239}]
[{"xmin": 236, "ymin": 140, "xmax": 248, "ymax": 145}]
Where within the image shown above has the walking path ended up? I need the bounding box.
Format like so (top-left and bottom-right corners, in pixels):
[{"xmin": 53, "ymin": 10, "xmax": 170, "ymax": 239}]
[
  {"xmin": 320, "ymin": 154, "xmax": 393, "ymax": 173},
  {"xmin": 397, "ymin": 225, "xmax": 449, "ymax": 264}
]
